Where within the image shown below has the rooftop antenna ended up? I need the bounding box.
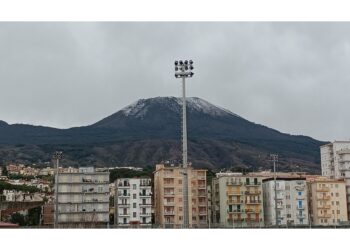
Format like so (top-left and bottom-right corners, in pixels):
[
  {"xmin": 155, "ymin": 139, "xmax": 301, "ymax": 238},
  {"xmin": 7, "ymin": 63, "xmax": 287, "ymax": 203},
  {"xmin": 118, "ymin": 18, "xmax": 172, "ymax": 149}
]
[{"xmin": 175, "ymin": 59, "xmax": 194, "ymax": 228}]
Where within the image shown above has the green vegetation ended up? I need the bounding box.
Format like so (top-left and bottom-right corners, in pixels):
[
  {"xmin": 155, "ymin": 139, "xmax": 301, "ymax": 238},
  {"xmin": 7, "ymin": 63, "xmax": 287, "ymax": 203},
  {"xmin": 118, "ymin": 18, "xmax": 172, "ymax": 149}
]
[
  {"xmin": 8, "ymin": 174, "xmax": 35, "ymax": 181},
  {"xmin": 1, "ymin": 166, "xmax": 8, "ymax": 176},
  {"xmin": 109, "ymin": 165, "xmax": 154, "ymax": 183},
  {"xmin": 0, "ymin": 181, "xmax": 40, "ymax": 194},
  {"xmin": 10, "ymin": 207, "xmax": 41, "ymax": 227}
]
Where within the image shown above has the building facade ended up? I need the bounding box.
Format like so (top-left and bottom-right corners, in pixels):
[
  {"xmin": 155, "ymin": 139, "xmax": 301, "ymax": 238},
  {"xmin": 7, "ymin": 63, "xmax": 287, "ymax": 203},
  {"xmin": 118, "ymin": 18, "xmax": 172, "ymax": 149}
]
[
  {"xmin": 262, "ymin": 177, "xmax": 309, "ymax": 227},
  {"xmin": 56, "ymin": 167, "xmax": 109, "ymax": 228},
  {"xmin": 212, "ymin": 173, "xmax": 264, "ymax": 227},
  {"xmin": 153, "ymin": 163, "xmax": 208, "ymax": 228},
  {"xmin": 307, "ymin": 177, "xmax": 348, "ymax": 226},
  {"xmin": 320, "ymin": 141, "xmax": 350, "ymax": 219},
  {"xmin": 114, "ymin": 178, "xmax": 152, "ymax": 227}
]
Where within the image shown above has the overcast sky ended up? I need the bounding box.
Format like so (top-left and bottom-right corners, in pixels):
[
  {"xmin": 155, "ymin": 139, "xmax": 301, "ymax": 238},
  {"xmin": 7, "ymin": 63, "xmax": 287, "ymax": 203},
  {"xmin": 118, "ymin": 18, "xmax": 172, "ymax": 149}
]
[{"xmin": 1, "ymin": 22, "xmax": 350, "ymax": 141}]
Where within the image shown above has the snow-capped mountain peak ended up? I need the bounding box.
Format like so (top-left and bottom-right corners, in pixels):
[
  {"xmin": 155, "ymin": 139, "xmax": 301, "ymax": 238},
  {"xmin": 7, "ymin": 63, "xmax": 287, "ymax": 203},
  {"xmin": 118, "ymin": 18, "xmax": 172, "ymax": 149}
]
[{"xmin": 120, "ymin": 97, "xmax": 240, "ymax": 118}]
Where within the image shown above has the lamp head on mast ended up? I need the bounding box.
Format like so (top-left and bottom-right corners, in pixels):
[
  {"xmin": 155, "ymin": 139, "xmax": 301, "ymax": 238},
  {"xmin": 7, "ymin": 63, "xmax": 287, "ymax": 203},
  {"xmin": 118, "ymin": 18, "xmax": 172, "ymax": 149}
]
[{"xmin": 175, "ymin": 60, "xmax": 194, "ymax": 78}]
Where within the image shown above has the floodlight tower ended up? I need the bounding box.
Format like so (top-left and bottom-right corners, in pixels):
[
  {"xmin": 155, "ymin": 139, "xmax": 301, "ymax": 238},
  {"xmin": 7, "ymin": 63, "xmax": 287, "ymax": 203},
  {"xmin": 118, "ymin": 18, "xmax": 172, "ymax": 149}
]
[
  {"xmin": 53, "ymin": 151, "xmax": 63, "ymax": 229},
  {"xmin": 175, "ymin": 59, "xmax": 194, "ymax": 228},
  {"xmin": 270, "ymin": 154, "xmax": 279, "ymax": 227}
]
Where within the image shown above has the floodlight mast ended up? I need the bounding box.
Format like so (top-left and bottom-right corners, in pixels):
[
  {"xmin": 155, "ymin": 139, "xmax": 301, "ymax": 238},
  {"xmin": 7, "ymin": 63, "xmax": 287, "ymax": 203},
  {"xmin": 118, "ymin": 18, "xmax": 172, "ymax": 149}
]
[
  {"xmin": 175, "ymin": 60, "xmax": 194, "ymax": 228},
  {"xmin": 53, "ymin": 151, "xmax": 63, "ymax": 229}
]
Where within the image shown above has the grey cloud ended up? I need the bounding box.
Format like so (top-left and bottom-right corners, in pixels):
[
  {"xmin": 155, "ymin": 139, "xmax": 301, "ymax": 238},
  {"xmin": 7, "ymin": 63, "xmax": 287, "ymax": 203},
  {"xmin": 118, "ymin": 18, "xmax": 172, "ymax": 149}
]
[{"xmin": 0, "ymin": 22, "xmax": 349, "ymax": 141}]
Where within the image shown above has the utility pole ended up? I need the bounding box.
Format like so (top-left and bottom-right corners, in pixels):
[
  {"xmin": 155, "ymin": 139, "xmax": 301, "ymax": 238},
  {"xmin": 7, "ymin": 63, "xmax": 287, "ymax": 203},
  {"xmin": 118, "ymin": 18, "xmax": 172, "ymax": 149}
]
[
  {"xmin": 175, "ymin": 60, "xmax": 194, "ymax": 228},
  {"xmin": 270, "ymin": 154, "xmax": 278, "ymax": 227},
  {"xmin": 53, "ymin": 151, "xmax": 63, "ymax": 229}
]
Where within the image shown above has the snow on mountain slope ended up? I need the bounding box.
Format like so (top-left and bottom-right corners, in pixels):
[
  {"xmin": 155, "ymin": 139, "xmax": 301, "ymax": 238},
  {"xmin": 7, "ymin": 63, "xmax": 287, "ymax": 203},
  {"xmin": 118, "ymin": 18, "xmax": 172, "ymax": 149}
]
[{"xmin": 121, "ymin": 97, "xmax": 240, "ymax": 118}]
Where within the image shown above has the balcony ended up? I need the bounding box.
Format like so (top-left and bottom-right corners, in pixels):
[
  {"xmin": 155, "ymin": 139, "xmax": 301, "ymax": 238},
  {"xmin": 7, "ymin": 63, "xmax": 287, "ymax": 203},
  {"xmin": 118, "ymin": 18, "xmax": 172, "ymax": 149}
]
[
  {"xmin": 297, "ymin": 214, "xmax": 306, "ymax": 219},
  {"xmin": 317, "ymin": 195, "xmax": 331, "ymax": 200},
  {"xmin": 227, "ymin": 192, "xmax": 242, "ymax": 196},
  {"xmin": 164, "ymin": 202, "xmax": 175, "ymax": 207},
  {"xmin": 198, "ymin": 185, "xmax": 206, "ymax": 190},
  {"xmin": 296, "ymin": 206, "xmax": 305, "ymax": 210},
  {"xmin": 226, "ymin": 181, "xmax": 243, "ymax": 186},
  {"xmin": 198, "ymin": 192, "xmax": 207, "ymax": 197},
  {"xmin": 117, "ymin": 203, "xmax": 130, "ymax": 207},
  {"xmin": 140, "ymin": 203, "xmax": 152, "ymax": 207},
  {"xmin": 246, "ymin": 200, "xmax": 261, "ymax": 205},
  {"xmin": 318, "ymin": 213, "xmax": 332, "ymax": 218},
  {"xmin": 317, "ymin": 204, "xmax": 331, "ymax": 209},
  {"xmin": 198, "ymin": 202, "xmax": 207, "ymax": 207},
  {"xmin": 140, "ymin": 213, "xmax": 151, "ymax": 217},
  {"xmin": 199, "ymin": 211, "xmax": 207, "ymax": 215},
  {"xmin": 118, "ymin": 193, "xmax": 130, "ymax": 197},
  {"xmin": 164, "ymin": 211, "xmax": 175, "ymax": 216},
  {"xmin": 245, "ymin": 182, "xmax": 261, "ymax": 186},
  {"xmin": 245, "ymin": 190, "xmax": 261, "ymax": 195},
  {"xmin": 118, "ymin": 213, "xmax": 130, "ymax": 217},
  {"xmin": 228, "ymin": 209, "xmax": 244, "ymax": 213},
  {"xmin": 139, "ymin": 193, "xmax": 150, "ymax": 197},
  {"xmin": 164, "ymin": 193, "xmax": 175, "ymax": 197},
  {"xmin": 316, "ymin": 187, "xmax": 330, "ymax": 192},
  {"xmin": 164, "ymin": 182, "xmax": 175, "ymax": 187},
  {"xmin": 227, "ymin": 200, "xmax": 244, "ymax": 204},
  {"xmin": 246, "ymin": 209, "xmax": 261, "ymax": 214}
]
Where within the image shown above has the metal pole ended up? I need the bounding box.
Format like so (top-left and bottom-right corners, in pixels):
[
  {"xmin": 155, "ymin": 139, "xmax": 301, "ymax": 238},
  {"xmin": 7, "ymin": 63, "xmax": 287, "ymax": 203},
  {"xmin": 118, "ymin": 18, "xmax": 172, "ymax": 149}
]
[
  {"xmin": 182, "ymin": 76, "xmax": 189, "ymax": 229},
  {"xmin": 271, "ymin": 154, "xmax": 278, "ymax": 226},
  {"xmin": 54, "ymin": 157, "xmax": 59, "ymax": 229}
]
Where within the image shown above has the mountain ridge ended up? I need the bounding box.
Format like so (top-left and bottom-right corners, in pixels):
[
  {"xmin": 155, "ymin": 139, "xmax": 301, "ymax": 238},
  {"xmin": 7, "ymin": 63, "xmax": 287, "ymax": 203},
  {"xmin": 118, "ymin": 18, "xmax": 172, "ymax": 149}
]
[{"xmin": 0, "ymin": 96, "xmax": 325, "ymax": 173}]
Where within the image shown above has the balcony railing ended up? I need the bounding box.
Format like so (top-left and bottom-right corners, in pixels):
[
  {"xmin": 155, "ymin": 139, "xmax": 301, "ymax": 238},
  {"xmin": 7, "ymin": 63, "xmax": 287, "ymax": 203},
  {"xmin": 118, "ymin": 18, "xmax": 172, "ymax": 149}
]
[
  {"xmin": 245, "ymin": 190, "xmax": 261, "ymax": 195},
  {"xmin": 317, "ymin": 204, "xmax": 331, "ymax": 209},
  {"xmin": 226, "ymin": 181, "xmax": 243, "ymax": 186},
  {"xmin": 227, "ymin": 200, "xmax": 244, "ymax": 204},
  {"xmin": 245, "ymin": 200, "xmax": 261, "ymax": 204},
  {"xmin": 164, "ymin": 193, "xmax": 175, "ymax": 197},
  {"xmin": 245, "ymin": 182, "xmax": 261, "ymax": 186},
  {"xmin": 164, "ymin": 211, "xmax": 175, "ymax": 215},
  {"xmin": 316, "ymin": 187, "xmax": 330, "ymax": 192}
]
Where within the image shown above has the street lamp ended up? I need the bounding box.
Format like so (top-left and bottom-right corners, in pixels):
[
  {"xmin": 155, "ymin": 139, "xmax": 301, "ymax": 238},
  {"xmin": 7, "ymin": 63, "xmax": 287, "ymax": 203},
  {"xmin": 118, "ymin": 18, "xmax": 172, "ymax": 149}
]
[
  {"xmin": 53, "ymin": 151, "xmax": 63, "ymax": 229},
  {"xmin": 270, "ymin": 154, "xmax": 278, "ymax": 227},
  {"xmin": 174, "ymin": 59, "xmax": 194, "ymax": 228}
]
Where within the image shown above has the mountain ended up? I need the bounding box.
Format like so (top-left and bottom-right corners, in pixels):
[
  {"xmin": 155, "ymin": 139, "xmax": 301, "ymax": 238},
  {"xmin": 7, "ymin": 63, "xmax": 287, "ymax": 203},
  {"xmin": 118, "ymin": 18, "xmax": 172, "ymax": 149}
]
[{"xmin": 0, "ymin": 97, "xmax": 325, "ymax": 173}]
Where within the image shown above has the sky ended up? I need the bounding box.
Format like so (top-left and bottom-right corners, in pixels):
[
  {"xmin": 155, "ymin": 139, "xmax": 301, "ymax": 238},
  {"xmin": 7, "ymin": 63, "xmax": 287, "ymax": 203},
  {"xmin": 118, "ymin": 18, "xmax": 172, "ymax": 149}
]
[{"xmin": 0, "ymin": 22, "xmax": 350, "ymax": 142}]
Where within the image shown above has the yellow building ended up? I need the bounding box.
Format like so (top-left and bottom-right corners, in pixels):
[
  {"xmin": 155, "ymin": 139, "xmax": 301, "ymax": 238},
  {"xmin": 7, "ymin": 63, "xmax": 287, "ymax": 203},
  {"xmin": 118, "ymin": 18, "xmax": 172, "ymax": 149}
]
[
  {"xmin": 153, "ymin": 163, "xmax": 207, "ymax": 228},
  {"xmin": 307, "ymin": 177, "xmax": 348, "ymax": 226},
  {"xmin": 212, "ymin": 173, "xmax": 264, "ymax": 227}
]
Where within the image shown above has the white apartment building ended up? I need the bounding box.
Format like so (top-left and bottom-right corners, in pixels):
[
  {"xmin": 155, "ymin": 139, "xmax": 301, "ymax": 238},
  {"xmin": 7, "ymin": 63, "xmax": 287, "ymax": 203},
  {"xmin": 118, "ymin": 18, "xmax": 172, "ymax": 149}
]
[
  {"xmin": 262, "ymin": 177, "xmax": 309, "ymax": 227},
  {"xmin": 114, "ymin": 178, "xmax": 152, "ymax": 227},
  {"xmin": 56, "ymin": 167, "xmax": 110, "ymax": 228},
  {"xmin": 321, "ymin": 141, "xmax": 350, "ymax": 219}
]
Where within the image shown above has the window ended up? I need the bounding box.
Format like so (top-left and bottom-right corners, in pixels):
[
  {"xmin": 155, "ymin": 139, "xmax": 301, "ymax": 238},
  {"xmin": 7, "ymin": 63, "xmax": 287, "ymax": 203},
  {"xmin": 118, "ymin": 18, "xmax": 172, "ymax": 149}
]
[
  {"xmin": 287, "ymin": 214, "xmax": 291, "ymax": 218},
  {"xmin": 298, "ymin": 200, "xmax": 303, "ymax": 208},
  {"xmin": 179, "ymin": 216, "xmax": 183, "ymax": 221},
  {"xmin": 178, "ymin": 179, "xmax": 182, "ymax": 185},
  {"xmin": 133, "ymin": 203, "xmax": 136, "ymax": 208},
  {"xmin": 336, "ymin": 201, "xmax": 340, "ymax": 206},
  {"xmin": 337, "ymin": 210, "xmax": 340, "ymax": 214},
  {"xmin": 336, "ymin": 193, "xmax": 339, "ymax": 197},
  {"xmin": 123, "ymin": 218, "xmax": 127, "ymax": 224},
  {"xmin": 133, "ymin": 184, "xmax": 137, "ymax": 190},
  {"xmin": 133, "ymin": 194, "xmax": 137, "ymax": 199},
  {"xmin": 298, "ymin": 191, "xmax": 302, "ymax": 196},
  {"xmin": 179, "ymin": 188, "xmax": 182, "ymax": 193},
  {"xmin": 133, "ymin": 212, "xmax": 136, "ymax": 218},
  {"xmin": 335, "ymin": 184, "xmax": 339, "ymax": 188},
  {"xmin": 123, "ymin": 208, "xmax": 127, "ymax": 215}
]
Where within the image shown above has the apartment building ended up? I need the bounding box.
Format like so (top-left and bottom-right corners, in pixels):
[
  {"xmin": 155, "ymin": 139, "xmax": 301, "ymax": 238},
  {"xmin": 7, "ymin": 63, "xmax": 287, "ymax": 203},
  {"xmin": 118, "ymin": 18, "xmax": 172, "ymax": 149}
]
[
  {"xmin": 114, "ymin": 178, "xmax": 152, "ymax": 227},
  {"xmin": 212, "ymin": 173, "xmax": 264, "ymax": 227},
  {"xmin": 56, "ymin": 167, "xmax": 109, "ymax": 228},
  {"xmin": 320, "ymin": 141, "xmax": 350, "ymax": 218},
  {"xmin": 307, "ymin": 177, "xmax": 348, "ymax": 226},
  {"xmin": 153, "ymin": 163, "xmax": 208, "ymax": 228},
  {"xmin": 262, "ymin": 177, "xmax": 309, "ymax": 227}
]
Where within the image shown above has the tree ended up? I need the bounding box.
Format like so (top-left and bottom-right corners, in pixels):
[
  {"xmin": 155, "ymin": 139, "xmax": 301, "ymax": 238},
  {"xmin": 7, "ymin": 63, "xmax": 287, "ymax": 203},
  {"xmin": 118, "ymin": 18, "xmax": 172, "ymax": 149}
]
[
  {"xmin": 2, "ymin": 166, "xmax": 8, "ymax": 176},
  {"xmin": 10, "ymin": 213, "xmax": 26, "ymax": 226}
]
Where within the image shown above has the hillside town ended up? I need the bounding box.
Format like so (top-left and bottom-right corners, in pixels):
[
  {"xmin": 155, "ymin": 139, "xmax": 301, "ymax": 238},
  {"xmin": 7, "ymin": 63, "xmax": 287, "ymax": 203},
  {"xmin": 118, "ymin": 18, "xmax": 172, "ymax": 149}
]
[{"xmin": 1, "ymin": 140, "xmax": 350, "ymax": 228}]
